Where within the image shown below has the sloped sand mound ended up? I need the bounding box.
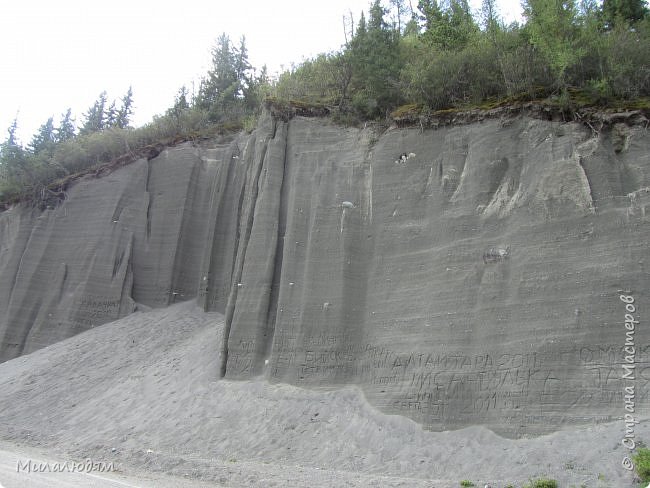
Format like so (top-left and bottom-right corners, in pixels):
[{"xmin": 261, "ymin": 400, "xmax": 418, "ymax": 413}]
[{"xmin": 0, "ymin": 302, "xmax": 646, "ymax": 487}]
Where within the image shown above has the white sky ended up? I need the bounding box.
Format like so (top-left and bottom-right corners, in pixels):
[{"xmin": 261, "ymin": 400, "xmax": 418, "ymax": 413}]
[{"xmin": 1, "ymin": 0, "xmax": 523, "ymax": 143}]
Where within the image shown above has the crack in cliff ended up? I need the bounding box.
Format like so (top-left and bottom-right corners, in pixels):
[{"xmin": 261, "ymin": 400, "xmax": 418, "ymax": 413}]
[
  {"xmin": 230, "ymin": 174, "xmax": 248, "ymax": 287},
  {"xmin": 168, "ymin": 156, "xmax": 202, "ymax": 305},
  {"xmin": 118, "ymin": 234, "xmax": 135, "ymax": 316},
  {"xmin": 144, "ymin": 159, "xmax": 153, "ymax": 239},
  {"xmin": 220, "ymin": 127, "xmax": 272, "ymax": 377},
  {"xmin": 57, "ymin": 262, "xmax": 68, "ymax": 303},
  {"xmin": 203, "ymin": 143, "xmax": 245, "ymax": 312},
  {"xmin": 4, "ymin": 219, "xmax": 36, "ymax": 313},
  {"xmin": 261, "ymin": 121, "xmax": 290, "ymax": 365},
  {"xmin": 112, "ymin": 246, "xmax": 126, "ymax": 280}
]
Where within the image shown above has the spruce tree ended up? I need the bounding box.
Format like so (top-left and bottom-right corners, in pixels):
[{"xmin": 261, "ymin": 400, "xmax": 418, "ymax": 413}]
[
  {"xmin": 28, "ymin": 117, "xmax": 56, "ymax": 154},
  {"xmin": 80, "ymin": 91, "xmax": 108, "ymax": 135},
  {"xmin": 166, "ymin": 86, "xmax": 190, "ymax": 125},
  {"xmin": 115, "ymin": 86, "xmax": 134, "ymax": 129},
  {"xmin": 198, "ymin": 33, "xmax": 237, "ymax": 115},
  {"xmin": 418, "ymin": 0, "xmax": 478, "ymax": 50},
  {"xmin": 348, "ymin": 1, "xmax": 403, "ymax": 116},
  {"xmin": 56, "ymin": 109, "xmax": 76, "ymax": 142},
  {"xmin": 105, "ymin": 101, "xmax": 117, "ymax": 128},
  {"xmin": 601, "ymin": 0, "xmax": 648, "ymax": 28},
  {"xmin": 234, "ymin": 36, "xmax": 253, "ymax": 99},
  {"xmin": 0, "ymin": 118, "xmax": 30, "ymax": 188}
]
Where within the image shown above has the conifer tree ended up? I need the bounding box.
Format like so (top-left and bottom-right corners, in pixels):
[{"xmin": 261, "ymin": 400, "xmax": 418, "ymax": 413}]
[
  {"xmin": 166, "ymin": 86, "xmax": 191, "ymax": 125},
  {"xmin": 348, "ymin": 1, "xmax": 403, "ymax": 116},
  {"xmin": 197, "ymin": 33, "xmax": 255, "ymax": 121},
  {"xmin": 56, "ymin": 109, "xmax": 76, "ymax": 142},
  {"xmin": 198, "ymin": 34, "xmax": 237, "ymax": 112},
  {"xmin": 418, "ymin": 0, "xmax": 478, "ymax": 50},
  {"xmin": 234, "ymin": 36, "xmax": 253, "ymax": 99},
  {"xmin": 601, "ymin": 0, "xmax": 648, "ymax": 28},
  {"xmin": 0, "ymin": 118, "xmax": 30, "ymax": 187},
  {"xmin": 173, "ymin": 86, "xmax": 190, "ymax": 111},
  {"xmin": 105, "ymin": 101, "xmax": 117, "ymax": 128},
  {"xmin": 80, "ymin": 91, "xmax": 108, "ymax": 135},
  {"xmin": 115, "ymin": 86, "xmax": 134, "ymax": 129},
  {"xmin": 28, "ymin": 117, "xmax": 56, "ymax": 154}
]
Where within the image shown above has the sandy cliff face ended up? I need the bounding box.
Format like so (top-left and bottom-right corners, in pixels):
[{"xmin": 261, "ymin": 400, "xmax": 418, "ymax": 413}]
[{"xmin": 0, "ymin": 111, "xmax": 648, "ymax": 437}]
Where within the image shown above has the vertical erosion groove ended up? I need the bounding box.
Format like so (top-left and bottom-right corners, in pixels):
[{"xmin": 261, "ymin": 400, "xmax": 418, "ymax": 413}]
[
  {"xmin": 169, "ymin": 157, "xmax": 202, "ymax": 304},
  {"xmin": 261, "ymin": 121, "xmax": 290, "ymax": 365},
  {"xmin": 204, "ymin": 143, "xmax": 243, "ymax": 312},
  {"xmin": 144, "ymin": 159, "xmax": 153, "ymax": 239},
  {"xmin": 219, "ymin": 123, "xmax": 273, "ymax": 378}
]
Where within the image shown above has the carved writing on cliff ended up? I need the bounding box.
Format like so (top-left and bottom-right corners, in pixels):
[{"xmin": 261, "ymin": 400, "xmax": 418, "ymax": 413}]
[{"xmin": 259, "ymin": 337, "xmax": 650, "ymax": 428}]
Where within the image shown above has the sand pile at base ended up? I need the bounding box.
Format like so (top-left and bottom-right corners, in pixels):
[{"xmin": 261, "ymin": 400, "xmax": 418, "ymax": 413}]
[{"xmin": 0, "ymin": 302, "xmax": 646, "ymax": 487}]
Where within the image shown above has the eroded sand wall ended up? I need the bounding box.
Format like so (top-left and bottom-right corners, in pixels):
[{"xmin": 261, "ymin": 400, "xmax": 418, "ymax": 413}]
[{"xmin": 1, "ymin": 112, "xmax": 649, "ymax": 436}]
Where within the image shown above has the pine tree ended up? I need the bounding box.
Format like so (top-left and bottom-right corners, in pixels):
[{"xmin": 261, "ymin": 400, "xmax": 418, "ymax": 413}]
[
  {"xmin": 0, "ymin": 118, "xmax": 30, "ymax": 188},
  {"xmin": 174, "ymin": 86, "xmax": 190, "ymax": 111},
  {"xmin": 196, "ymin": 33, "xmax": 255, "ymax": 121},
  {"xmin": 348, "ymin": 1, "xmax": 403, "ymax": 116},
  {"xmin": 601, "ymin": 0, "xmax": 648, "ymax": 28},
  {"xmin": 234, "ymin": 36, "xmax": 253, "ymax": 99},
  {"xmin": 28, "ymin": 117, "xmax": 56, "ymax": 154},
  {"xmin": 105, "ymin": 101, "xmax": 117, "ymax": 128},
  {"xmin": 418, "ymin": 0, "xmax": 445, "ymax": 35},
  {"xmin": 369, "ymin": 0, "xmax": 389, "ymax": 29},
  {"xmin": 56, "ymin": 109, "xmax": 76, "ymax": 142},
  {"xmin": 80, "ymin": 91, "xmax": 108, "ymax": 135},
  {"xmin": 5, "ymin": 117, "xmax": 19, "ymax": 147},
  {"xmin": 245, "ymin": 65, "xmax": 272, "ymax": 110},
  {"xmin": 197, "ymin": 34, "xmax": 237, "ymax": 113},
  {"xmin": 418, "ymin": 0, "xmax": 478, "ymax": 50},
  {"xmin": 166, "ymin": 86, "xmax": 190, "ymax": 123},
  {"xmin": 115, "ymin": 86, "xmax": 134, "ymax": 129}
]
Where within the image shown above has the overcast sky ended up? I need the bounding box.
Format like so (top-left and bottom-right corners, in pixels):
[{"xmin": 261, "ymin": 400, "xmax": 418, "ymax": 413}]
[{"xmin": 1, "ymin": 0, "xmax": 523, "ymax": 143}]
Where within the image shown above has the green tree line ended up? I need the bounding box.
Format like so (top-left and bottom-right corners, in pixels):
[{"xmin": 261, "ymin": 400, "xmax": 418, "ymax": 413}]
[
  {"xmin": 2, "ymin": 0, "xmax": 649, "ymax": 205},
  {"xmin": 0, "ymin": 88, "xmax": 135, "ymax": 201},
  {"xmin": 275, "ymin": 0, "xmax": 649, "ymax": 118}
]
